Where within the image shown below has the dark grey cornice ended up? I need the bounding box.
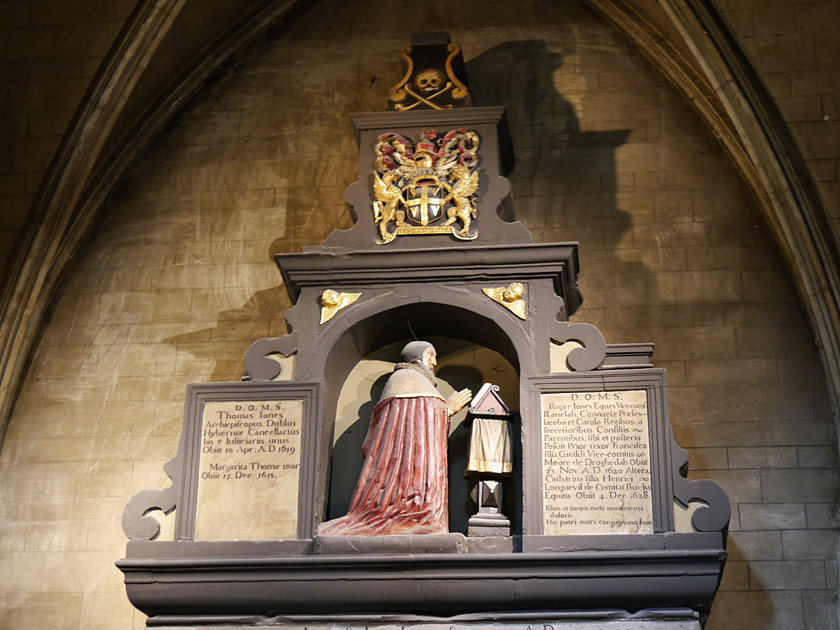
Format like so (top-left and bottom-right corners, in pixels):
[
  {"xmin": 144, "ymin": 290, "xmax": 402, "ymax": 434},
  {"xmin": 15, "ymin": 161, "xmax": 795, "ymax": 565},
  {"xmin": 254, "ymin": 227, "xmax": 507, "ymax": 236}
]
[
  {"xmin": 119, "ymin": 535, "xmax": 725, "ymax": 619},
  {"xmin": 277, "ymin": 243, "xmax": 581, "ymax": 314}
]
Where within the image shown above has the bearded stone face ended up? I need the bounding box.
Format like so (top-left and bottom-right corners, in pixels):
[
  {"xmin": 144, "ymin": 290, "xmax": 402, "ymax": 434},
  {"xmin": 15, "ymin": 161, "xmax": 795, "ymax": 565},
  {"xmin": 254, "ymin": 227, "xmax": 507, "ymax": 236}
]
[{"xmin": 414, "ymin": 68, "xmax": 446, "ymax": 92}]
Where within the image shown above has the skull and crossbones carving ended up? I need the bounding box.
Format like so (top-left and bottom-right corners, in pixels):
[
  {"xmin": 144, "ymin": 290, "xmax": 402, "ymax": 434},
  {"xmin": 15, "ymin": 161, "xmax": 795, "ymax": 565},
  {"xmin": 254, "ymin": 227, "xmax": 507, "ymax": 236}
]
[
  {"xmin": 396, "ymin": 67, "xmax": 453, "ymax": 111},
  {"xmin": 414, "ymin": 68, "xmax": 446, "ymax": 92}
]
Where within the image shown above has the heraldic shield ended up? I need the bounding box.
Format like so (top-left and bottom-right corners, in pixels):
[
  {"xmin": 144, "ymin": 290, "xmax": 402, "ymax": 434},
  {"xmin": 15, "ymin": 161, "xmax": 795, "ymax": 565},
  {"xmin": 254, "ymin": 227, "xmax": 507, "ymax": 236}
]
[
  {"xmin": 406, "ymin": 183, "xmax": 444, "ymax": 226},
  {"xmin": 372, "ymin": 128, "xmax": 480, "ymax": 243}
]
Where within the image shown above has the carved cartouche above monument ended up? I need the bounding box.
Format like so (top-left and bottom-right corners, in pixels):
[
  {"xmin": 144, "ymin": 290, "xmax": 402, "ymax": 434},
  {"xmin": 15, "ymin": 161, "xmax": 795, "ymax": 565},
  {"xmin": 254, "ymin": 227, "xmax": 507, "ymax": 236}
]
[{"xmin": 388, "ymin": 31, "xmax": 472, "ymax": 111}]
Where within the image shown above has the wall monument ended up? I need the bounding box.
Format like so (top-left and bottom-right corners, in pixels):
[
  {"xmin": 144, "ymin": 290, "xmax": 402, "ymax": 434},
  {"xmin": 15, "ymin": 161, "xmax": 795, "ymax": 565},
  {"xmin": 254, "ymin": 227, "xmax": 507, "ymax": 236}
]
[{"xmin": 119, "ymin": 32, "xmax": 730, "ymax": 630}]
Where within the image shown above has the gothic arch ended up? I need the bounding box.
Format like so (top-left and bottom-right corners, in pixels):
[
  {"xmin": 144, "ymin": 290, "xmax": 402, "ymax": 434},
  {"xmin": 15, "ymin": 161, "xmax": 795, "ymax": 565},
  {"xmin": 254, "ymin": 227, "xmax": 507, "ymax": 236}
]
[{"xmin": 0, "ymin": 0, "xmax": 837, "ymax": 448}]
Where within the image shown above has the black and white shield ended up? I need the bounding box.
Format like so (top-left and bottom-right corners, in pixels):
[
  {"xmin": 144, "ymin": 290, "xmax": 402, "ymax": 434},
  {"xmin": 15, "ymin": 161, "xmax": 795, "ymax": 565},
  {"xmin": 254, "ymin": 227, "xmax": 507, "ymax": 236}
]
[{"xmin": 405, "ymin": 185, "xmax": 444, "ymax": 226}]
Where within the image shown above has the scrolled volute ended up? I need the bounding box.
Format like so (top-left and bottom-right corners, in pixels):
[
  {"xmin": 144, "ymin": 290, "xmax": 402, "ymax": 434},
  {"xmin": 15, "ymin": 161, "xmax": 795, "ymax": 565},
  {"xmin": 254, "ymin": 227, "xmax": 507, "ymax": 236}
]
[
  {"xmin": 244, "ymin": 336, "xmax": 298, "ymax": 381},
  {"xmin": 121, "ymin": 457, "xmax": 179, "ymax": 541},
  {"xmin": 550, "ymin": 321, "xmax": 607, "ymax": 371},
  {"xmin": 672, "ymin": 442, "xmax": 731, "ymax": 535}
]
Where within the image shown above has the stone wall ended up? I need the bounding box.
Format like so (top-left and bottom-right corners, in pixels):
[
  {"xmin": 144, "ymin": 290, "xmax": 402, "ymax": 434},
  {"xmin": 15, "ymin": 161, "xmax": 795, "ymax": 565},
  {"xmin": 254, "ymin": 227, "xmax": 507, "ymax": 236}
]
[
  {"xmin": 0, "ymin": 0, "xmax": 133, "ymax": 271},
  {"xmin": 0, "ymin": 1, "xmax": 836, "ymax": 629},
  {"xmin": 715, "ymin": 0, "xmax": 840, "ymax": 240}
]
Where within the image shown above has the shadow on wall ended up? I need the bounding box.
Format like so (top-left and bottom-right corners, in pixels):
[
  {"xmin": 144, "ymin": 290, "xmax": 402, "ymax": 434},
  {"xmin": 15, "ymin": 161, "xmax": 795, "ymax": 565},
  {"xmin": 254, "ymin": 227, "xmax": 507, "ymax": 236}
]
[
  {"xmin": 467, "ymin": 40, "xmax": 652, "ymax": 306},
  {"xmin": 162, "ymin": 284, "xmax": 291, "ymax": 383}
]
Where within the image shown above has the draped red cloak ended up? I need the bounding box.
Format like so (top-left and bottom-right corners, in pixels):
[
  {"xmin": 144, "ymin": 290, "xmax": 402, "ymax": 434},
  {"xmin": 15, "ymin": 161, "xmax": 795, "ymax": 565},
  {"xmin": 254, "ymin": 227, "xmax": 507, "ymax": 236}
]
[{"xmin": 317, "ymin": 394, "xmax": 450, "ymax": 536}]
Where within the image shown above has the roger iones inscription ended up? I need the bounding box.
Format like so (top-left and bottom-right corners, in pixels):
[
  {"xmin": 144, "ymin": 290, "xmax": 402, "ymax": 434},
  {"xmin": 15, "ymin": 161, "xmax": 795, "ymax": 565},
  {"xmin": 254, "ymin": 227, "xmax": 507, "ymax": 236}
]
[
  {"xmin": 541, "ymin": 390, "xmax": 653, "ymax": 535},
  {"xmin": 195, "ymin": 399, "xmax": 303, "ymax": 540}
]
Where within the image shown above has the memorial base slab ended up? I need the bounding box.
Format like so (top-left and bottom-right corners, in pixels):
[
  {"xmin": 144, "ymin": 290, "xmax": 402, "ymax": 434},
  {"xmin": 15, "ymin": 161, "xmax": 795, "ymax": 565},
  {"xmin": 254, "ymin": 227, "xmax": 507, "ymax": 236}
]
[
  {"xmin": 119, "ymin": 534, "xmax": 725, "ymax": 624},
  {"xmin": 143, "ymin": 613, "xmax": 701, "ymax": 630}
]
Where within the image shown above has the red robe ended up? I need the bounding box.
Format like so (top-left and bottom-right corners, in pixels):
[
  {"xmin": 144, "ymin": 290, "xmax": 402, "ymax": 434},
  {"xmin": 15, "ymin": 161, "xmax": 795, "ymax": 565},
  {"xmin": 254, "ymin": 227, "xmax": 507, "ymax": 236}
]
[{"xmin": 318, "ymin": 394, "xmax": 449, "ymax": 536}]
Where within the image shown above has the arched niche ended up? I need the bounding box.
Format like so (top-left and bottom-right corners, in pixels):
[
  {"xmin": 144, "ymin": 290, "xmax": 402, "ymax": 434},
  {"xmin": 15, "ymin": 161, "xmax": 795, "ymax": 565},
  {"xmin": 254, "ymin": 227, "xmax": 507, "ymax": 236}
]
[
  {"xmin": 312, "ymin": 299, "xmax": 527, "ymax": 534},
  {"xmin": 249, "ymin": 245, "xmax": 575, "ymax": 536},
  {"xmin": 328, "ymin": 337, "xmax": 520, "ymax": 533}
]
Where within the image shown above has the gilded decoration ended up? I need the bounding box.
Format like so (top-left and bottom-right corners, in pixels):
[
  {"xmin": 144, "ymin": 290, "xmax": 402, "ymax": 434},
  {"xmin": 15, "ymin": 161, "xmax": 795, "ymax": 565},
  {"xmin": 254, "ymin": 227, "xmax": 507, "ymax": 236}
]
[
  {"xmin": 319, "ymin": 289, "xmax": 361, "ymax": 324},
  {"xmin": 482, "ymin": 283, "xmax": 526, "ymax": 320},
  {"xmin": 389, "ymin": 41, "xmax": 471, "ymax": 111},
  {"xmin": 373, "ymin": 128, "xmax": 480, "ymax": 243}
]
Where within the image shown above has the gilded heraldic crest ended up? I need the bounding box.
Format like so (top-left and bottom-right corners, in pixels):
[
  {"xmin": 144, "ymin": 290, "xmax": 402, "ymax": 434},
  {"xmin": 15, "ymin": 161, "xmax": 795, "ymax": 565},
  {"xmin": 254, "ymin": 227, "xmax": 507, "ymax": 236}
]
[{"xmin": 373, "ymin": 128, "xmax": 480, "ymax": 243}]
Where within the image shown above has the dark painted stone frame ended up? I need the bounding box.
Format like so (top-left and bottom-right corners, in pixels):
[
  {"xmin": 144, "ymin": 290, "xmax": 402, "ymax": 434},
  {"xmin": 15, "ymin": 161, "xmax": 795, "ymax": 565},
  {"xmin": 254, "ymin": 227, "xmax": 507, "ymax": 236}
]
[
  {"xmin": 117, "ymin": 539, "xmax": 724, "ymax": 620},
  {"xmin": 526, "ymin": 370, "xmax": 675, "ymax": 536},
  {"xmin": 174, "ymin": 381, "xmax": 320, "ymax": 541}
]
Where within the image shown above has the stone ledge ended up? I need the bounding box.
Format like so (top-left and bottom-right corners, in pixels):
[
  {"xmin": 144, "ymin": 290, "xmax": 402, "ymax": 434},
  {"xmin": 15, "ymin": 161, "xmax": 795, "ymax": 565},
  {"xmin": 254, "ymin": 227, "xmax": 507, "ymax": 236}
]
[
  {"xmin": 147, "ymin": 611, "xmax": 701, "ymax": 629},
  {"xmin": 313, "ymin": 533, "xmax": 468, "ymax": 555},
  {"xmin": 119, "ymin": 537, "xmax": 725, "ymax": 620}
]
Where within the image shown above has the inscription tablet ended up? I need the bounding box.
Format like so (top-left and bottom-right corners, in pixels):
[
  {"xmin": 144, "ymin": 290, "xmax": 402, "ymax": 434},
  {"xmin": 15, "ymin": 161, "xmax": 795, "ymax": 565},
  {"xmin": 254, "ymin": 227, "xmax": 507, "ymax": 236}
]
[
  {"xmin": 541, "ymin": 390, "xmax": 653, "ymax": 535},
  {"xmin": 195, "ymin": 399, "xmax": 302, "ymax": 540}
]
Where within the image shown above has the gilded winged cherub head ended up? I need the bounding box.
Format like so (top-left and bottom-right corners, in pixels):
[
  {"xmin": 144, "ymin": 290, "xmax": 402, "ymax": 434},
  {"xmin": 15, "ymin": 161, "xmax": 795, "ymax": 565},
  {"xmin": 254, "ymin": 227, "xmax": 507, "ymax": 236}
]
[
  {"xmin": 321, "ymin": 289, "xmax": 341, "ymax": 308},
  {"xmin": 503, "ymin": 283, "xmax": 525, "ymax": 303}
]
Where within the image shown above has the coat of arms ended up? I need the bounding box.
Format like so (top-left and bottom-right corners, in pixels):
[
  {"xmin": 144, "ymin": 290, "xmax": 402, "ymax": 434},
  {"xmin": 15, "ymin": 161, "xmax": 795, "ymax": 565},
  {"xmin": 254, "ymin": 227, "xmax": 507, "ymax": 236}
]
[{"xmin": 373, "ymin": 128, "xmax": 480, "ymax": 244}]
